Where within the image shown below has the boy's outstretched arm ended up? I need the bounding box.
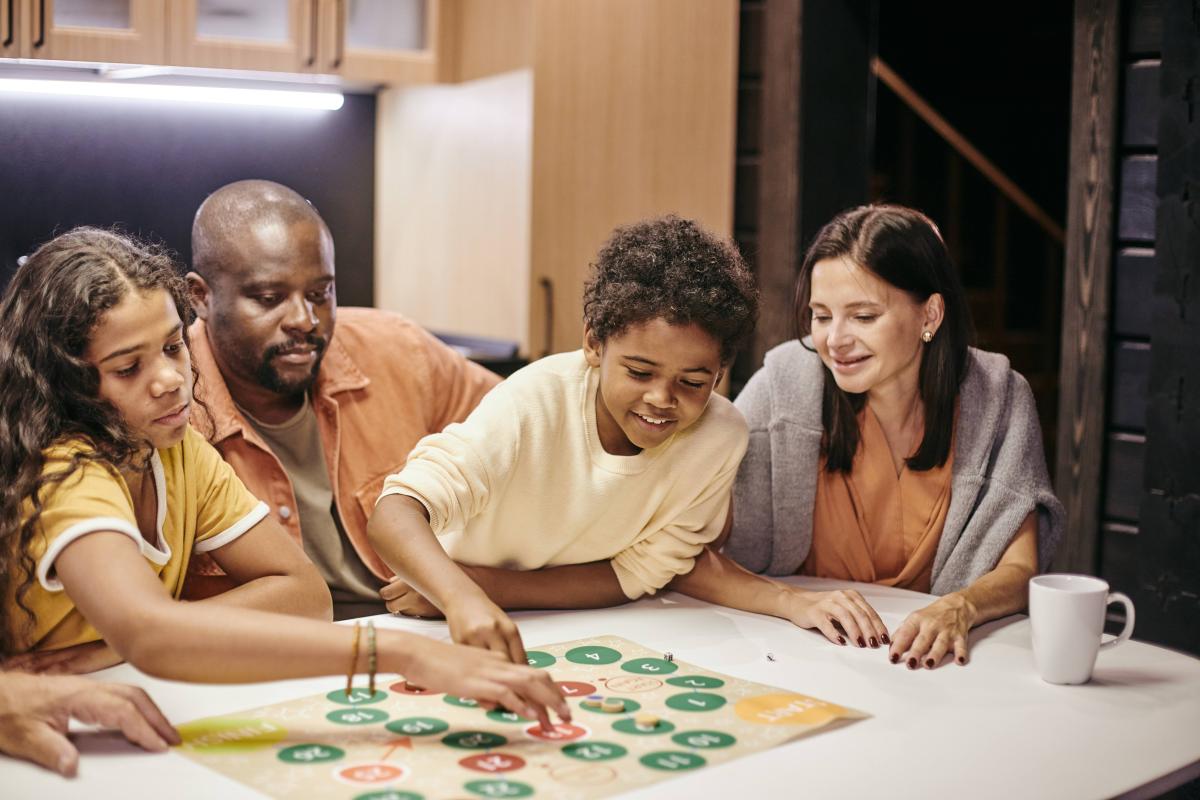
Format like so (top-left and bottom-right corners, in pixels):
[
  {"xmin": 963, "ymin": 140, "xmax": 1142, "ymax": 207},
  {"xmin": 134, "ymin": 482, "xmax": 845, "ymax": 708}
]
[
  {"xmin": 368, "ymin": 494, "xmax": 529, "ymax": 664},
  {"xmin": 382, "ymin": 561, "xmax": 630, "ymax": 615},
  {"xmin": 668, "ymin": 547, "xmax": 891, "ymax": 648}
]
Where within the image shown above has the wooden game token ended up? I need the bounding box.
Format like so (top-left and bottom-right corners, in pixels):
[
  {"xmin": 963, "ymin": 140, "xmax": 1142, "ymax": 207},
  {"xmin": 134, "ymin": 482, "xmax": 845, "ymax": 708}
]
[
  {"xmin": 600, "ymin": 698, "xmax": 626, "ymax": 713},
  {"xmin": 634, "ymin": 713, "xmax": 659, "ymax": 731},
  {"xmin": 581, "ymin": 698, "xmax": 604, "ymax": 710}
]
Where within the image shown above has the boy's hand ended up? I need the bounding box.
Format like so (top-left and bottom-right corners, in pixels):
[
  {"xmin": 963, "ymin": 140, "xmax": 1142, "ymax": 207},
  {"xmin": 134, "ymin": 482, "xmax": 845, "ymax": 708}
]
[
  {"xmin": 380, "ymin": 577, "xmax": 442, "ymax": 618},
  {"xmin": 444, "ymin": 592, "xmax": 527, "ymax": 665},
  {"xmin": 399, "ymin": 638, "xmax": 570, "ymax": 731}
]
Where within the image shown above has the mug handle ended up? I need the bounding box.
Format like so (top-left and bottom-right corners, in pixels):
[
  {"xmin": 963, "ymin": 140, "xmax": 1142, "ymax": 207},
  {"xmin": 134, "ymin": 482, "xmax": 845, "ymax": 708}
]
[{"xmin": 1098, "ymin": 591, "xmax": 1135, "ymax": 651}]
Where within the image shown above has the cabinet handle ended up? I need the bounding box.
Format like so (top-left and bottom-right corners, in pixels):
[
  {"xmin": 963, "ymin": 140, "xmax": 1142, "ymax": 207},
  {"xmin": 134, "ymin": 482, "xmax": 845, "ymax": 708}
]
[
  {"xmin": 2, "ymin": 0, "xmax": 13, "ymax": 48},
  {"xmin": 539, "ymin": 277, "xmax": 554, "ymax": 357},
  {"xmin": 33, "ymin": 0, "xmax": 45, "ymax": 48},
  {"xmin": 305, "ymin": 0, "xmax": 317, "ymax": 66},
  {"xmin": 331, "ymin": 0, "xmax": 344, "ymax": 68}
]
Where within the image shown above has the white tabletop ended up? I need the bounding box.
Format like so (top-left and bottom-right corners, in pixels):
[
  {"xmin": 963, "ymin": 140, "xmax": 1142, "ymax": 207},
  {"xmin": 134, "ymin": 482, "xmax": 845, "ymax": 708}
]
[{"xmin": 4, "ymin": 577, "xmax": 1199, "ymax": 800}]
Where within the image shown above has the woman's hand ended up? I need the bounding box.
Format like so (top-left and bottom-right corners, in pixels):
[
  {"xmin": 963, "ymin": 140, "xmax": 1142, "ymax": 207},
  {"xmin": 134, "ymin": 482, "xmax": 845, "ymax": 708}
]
[
  {"xmin": 0, "ymin": 672, "xmax": 179, "ymax": 776},
  {"xmin": 3, "ymin": 641, "xmax": 124, "ymax": 675},
  {"xmin": 396, "ymin": 637, "xmax": 571, "ymax": 731},
  {"xmin": 888, "ymin": 593, "xmax": 977, "ymax": 668},
  {"xmin": 784, "ymin": 588, "xmax": 891, "ymax": 649}
]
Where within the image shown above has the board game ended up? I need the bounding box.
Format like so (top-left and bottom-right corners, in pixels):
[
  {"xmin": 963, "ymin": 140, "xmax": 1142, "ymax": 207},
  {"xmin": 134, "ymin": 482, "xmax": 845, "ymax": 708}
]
[{"xmin": 175, "ymin": 635, "xmax": 866, "ymax": 799}]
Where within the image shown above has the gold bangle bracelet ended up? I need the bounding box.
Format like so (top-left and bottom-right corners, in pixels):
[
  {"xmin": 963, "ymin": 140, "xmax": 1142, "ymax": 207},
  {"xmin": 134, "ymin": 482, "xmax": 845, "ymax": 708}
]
[
  {"xmin": 346, "ymin": 621, "xmax": 362, "ymax": 697},
  {"xmin": 367, "ymin": 620, "xmax": 377, "ymax": 695}
]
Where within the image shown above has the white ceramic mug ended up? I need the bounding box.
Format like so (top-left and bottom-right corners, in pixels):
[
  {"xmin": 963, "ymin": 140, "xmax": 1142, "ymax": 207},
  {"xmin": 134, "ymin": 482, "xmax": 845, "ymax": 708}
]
[{"xmin": 1029, "ymin": 574, "xmax": 1135, "ymax": 684}]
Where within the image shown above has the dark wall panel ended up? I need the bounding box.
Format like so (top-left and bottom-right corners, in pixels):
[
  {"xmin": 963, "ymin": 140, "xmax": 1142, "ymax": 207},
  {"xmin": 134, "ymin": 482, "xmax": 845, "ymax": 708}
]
[
  {"xmin": 1117, "ymin": 155, "xmax": 1157, "ymax": 242},
  {"xmin": 1122, "ymin": 60, "xmax": 1160, "ymax": 147},
  {"xmin": 1112, "ymin": 247, "xmax": 1156, "ymax": 337},
  {"xmin": 0, "ymin": 92, "xmax": 376, "ymax": 307},
  {"xmin": 1109, "ymin": 341, "xmax": 1150, "ymax": 430},
  {"xmin": 1103, "ymin": 433, "xmax": 1145, "ymax": 522}
]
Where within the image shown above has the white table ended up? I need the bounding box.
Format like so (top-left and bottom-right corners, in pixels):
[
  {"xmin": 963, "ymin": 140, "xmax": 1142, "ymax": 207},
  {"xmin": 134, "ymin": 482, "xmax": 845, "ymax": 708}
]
[{"xmin": 5, "ymin": 577, "xmax": 1200, "ymax": 799}]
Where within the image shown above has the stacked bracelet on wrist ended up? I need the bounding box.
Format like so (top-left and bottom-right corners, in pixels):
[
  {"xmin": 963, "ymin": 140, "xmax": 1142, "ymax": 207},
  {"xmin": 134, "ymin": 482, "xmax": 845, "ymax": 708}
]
[
  {"xmin": 366, "ymin": 620, "xmax": 378, "ymax": 694},
  {"xmin": 346, "ymin": 621, "xmax": 362, "ymax": 697}
]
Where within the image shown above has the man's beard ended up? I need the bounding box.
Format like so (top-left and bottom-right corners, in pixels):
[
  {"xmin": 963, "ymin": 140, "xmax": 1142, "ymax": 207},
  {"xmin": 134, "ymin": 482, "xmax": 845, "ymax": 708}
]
[{"xmin": 255, "ymin": 334, "xmax": 328, "ymax": 398}]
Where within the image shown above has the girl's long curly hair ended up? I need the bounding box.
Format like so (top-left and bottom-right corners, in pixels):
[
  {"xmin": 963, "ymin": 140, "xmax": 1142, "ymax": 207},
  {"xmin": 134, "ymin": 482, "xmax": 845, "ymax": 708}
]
[{"xmin": 0, "ymin": 228, "xmax": 192, "ymax": 656}]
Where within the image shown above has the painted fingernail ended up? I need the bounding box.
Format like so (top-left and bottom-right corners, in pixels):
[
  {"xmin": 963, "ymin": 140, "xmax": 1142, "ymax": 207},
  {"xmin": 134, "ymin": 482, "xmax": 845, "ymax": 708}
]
[
  {"xmin": 956, "ymin": 656, "xmax": 966, "ymax": 665},
  {"xmin": 881, "ymin": 634, "xmax": 891, "ymax": 645},
  {"xmin": 906, "ymin": 658, "xmax": 917, "ymax": 669},
  {"xmin": 837, "ymin": 635, "xmax": 846, "ymax": 645},
  {"xmin": 856, "ymin": 636, "xmax": 865, "ymax": 648},
  {"xmin": 868, "ymin": 637, "xmax": 878, "ymax": 648},
  {"xmin": 924, "ymin": 658, "xmax": 935, "ymax": 669},
  {"xmin": 889, "ymin": 653, "xmax": 899, "ymax": 664}
]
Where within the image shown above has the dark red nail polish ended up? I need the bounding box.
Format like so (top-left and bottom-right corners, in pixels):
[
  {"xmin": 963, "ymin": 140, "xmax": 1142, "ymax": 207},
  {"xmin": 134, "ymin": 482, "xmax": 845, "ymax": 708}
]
[
  {"xmin": 956, "ymin": 656, "xmax": 966, "ymax": 665},
  {"xmin": 857, "ymin": 637, "xmax": 866, "ymax": 647},
  {"xmin": 837, "ymin": 635, "xmax": 846, "ymax": 645},
  {"xmin": 924, "ymin": 658, "xmax": 935, "ymax": 669},
  {"xmin": 868, "ymin": 637, "xmax": 878, "ymax": 648},
  {"xmin": 889, "ymin": 653, "xmax": 899, "ymax": 663},
  {"xmin": 881, "ymin": 634, "xmax": 891, "ymax": 645},
  {"xmin": 907, "ymin": 658, "xmax": 917, "ymax": 669}
]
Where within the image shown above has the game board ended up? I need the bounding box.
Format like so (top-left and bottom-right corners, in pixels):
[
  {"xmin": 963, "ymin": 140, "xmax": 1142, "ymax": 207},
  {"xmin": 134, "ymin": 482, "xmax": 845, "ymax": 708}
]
[{"xmin": 175, "ymin": 635, "xmax": 866, "ymax": 799}]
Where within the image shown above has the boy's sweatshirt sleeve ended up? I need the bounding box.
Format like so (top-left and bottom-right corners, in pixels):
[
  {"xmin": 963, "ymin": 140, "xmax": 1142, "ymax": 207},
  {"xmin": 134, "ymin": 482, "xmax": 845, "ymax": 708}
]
[
  {"xmin": 610, "ymin": 422, "xmax": 749, "ymax": 599},
  {"xmin": 378, "ymin": 384, "xmax": 521, "ymax": 534}
]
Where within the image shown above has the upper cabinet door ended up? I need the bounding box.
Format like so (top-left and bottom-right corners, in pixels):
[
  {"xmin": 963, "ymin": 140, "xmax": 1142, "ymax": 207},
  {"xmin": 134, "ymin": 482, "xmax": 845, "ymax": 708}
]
[
  {"xmin": 24, "ymin": 0, "xmax": 166, "ymax": 64},
  {"xmin": 1, "ymin": 0, "xmax": 24, "ymax": 58},
  {"xmin": 322, "ymin": 0, "xmax": 436, "ymax": 84},
  {"xmin": 170, "ymin": 0, "xmax": 317, "ymax": 72}
]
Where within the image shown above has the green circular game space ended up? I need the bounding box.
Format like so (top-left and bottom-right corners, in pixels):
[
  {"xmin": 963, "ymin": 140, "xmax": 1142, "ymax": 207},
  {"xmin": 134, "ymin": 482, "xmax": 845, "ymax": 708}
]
[
  {"xmin": 565, "ymin": 645, "xmax": 622, "ymax": 665},
  {"xmin": 671, "ymin": 730, "xmax": 736, "ymax": 749},
  {"xmin": 578, "ymin": 697, "xmax": 641, "ymax": 714},
  {"xmin": 386, "ymin": 717, "xmax": 449, "ymax": 736},
  {"xmin": 354, "ymin": 792, "xmax": 424, "ymax": 800},
  {"xmin": 666, "ymin": 675, "xmax": 725, "ymax": 689},
  {"xmin": 612, "ymin": 717, "xmax": 675, "ymax": 736},
  {"xmin": 444, "ymin": 695, "xmax": 482, "ymax": 709},
  {"xmin": 639, "ymin": 750, "xmax": 707, "ymax": 771},
  {"xmin": 487, "ymin": 709, "xmax": 534, "ymax": 724},
  {"xmin": 562, "ymin": 740, "xmax": 628, "ymax": 762},
  {"xmin": 277, "ymin": 743, "xmax": 345, "ymax": 764},
  {"xmin": 665, "ymin": 691, "xmax": 726, "ymax": 712},
  {"xmin": 443, "ymin": 730, "xmax": 509, "ymax": 750},
  {"xmin": 620, "ymin": 657, "xmax": 679, "ymax": 675},
  {"xmin": 326, "ymin": 707, "xmax": 389, "ymax": 726},
  {"xmin": 525, "ymin": 650, "xmax": 556, "ymax": 668},
  {"xmin": 464, "ymin": 778, "xmax": 534, "ymax": 798},
  {"xmin": 326, "ymin": 688, "xmax": 388, "ymax": 706}
]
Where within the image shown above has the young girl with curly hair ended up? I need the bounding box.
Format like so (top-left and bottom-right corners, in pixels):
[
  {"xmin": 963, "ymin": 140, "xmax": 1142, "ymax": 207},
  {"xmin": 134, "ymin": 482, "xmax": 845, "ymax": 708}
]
[{"xmin": 0, "ymin": 228, "xmax": 568, "ymax": 726}]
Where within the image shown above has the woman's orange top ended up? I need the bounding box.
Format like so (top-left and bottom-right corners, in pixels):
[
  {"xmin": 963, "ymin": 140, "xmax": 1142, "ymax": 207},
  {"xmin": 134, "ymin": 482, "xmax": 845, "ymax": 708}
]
[{"xmin": 802, "ymin": 404, "xmax": 953, "ymax": 593}]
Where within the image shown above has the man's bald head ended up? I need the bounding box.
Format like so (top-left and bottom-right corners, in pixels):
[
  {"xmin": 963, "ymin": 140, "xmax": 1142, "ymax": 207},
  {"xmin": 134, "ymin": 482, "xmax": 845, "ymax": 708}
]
[
  {"xmin": 187, "ymin": 180, "xmax": 337, "ymax": 413},
  {"xmin": 192, "ymin": 180, "xmax": 331, "ymax": 283}
]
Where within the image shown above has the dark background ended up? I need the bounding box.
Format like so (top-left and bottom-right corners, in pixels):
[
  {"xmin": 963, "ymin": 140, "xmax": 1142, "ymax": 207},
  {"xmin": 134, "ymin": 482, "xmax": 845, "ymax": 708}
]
[{"xmin": 0, "ymin": 91, "xmax": 376, "ymax": 306}]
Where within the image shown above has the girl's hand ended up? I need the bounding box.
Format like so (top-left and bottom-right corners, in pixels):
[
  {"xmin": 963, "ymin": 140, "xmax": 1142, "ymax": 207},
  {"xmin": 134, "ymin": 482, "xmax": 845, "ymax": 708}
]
[
  {"xmin": 380, "ymin": 577, "xmax": 442, "ymax": 618},
  {"xmin": 3, "ymin": 641, "xmax": 124, "ymax": 675},
  {"xmin": 0, "ymin": 673, "xmax": 179, "ymax": 777},
  {"xmin": 888, "ymin": 593, "xmax": 977, "ymax": 669},
  {"xmin": 785, "ymin": 588, "xmax": 891, "ymax": 648},
  {"xmin": 398, "ymin": 637, "xmax": 570, "ymax": 731},
  {"xmin": 443, "ymin": 591, "xmax": 528, "ymax": 666}
]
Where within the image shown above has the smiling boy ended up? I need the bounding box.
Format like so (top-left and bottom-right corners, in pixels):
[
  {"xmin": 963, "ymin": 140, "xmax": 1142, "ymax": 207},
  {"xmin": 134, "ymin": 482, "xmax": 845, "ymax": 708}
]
[{"xmin": 368, "ymin": 216, "xmax": 758, "ymax": 662}]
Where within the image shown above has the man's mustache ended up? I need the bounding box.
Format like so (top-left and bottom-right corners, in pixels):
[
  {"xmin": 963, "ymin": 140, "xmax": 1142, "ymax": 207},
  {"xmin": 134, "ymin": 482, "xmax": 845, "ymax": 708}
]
[{"xmin": 263, "ymin": 334, "xmax": 328, "ymax": 361}]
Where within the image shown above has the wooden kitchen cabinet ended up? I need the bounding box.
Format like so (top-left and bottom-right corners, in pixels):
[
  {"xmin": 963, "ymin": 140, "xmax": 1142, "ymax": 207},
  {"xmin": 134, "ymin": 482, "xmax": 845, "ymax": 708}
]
[{"xmin": 10, "ymin": 0, "xmax": 166, "ymax": 64}]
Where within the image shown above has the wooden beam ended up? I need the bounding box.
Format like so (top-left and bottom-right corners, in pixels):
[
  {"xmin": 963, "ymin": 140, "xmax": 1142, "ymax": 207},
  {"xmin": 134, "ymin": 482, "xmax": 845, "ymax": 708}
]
[
  {"xmin": 872, "ymin": 58, "xmax": 1065, "ymax": 243},
  {"xmin": 1053, "ymin": 0, "xmax": 1120, "ymax": 573}
]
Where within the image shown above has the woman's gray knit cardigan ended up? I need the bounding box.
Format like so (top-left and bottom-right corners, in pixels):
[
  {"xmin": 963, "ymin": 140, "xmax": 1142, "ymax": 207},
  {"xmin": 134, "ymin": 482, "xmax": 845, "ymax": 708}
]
[{"xmin": 725, "ymin": 340, "xmax": 1065, "ymax": 595}]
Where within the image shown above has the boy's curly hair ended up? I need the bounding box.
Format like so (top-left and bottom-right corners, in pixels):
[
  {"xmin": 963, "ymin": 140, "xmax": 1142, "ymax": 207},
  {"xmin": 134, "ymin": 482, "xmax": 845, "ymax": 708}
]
[{"xmin": 582, "ymin": 216, "xmax": 758, "ymax": 363}]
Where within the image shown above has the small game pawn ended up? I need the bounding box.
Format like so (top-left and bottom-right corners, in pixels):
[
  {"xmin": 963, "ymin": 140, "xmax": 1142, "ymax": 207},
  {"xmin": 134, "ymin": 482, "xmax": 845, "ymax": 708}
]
[
  {"xmin": 634, "ymin": 713, "xmax": 660, "ymax": 732},
  {"xmin": 601, "ymin": 698, "xmax": 626, "ymax": 713}
]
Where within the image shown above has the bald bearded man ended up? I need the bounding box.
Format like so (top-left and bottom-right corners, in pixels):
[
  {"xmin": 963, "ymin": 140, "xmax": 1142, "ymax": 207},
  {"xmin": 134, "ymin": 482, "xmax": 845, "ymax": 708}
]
[{"xmin": 184, "ymin": 180, "xmax": 499, "ymax": 618}]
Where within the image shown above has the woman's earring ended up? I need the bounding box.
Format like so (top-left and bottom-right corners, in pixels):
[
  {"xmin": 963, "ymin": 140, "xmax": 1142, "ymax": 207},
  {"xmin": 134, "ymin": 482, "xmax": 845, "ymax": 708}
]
[{"xmin": 921, "ymin": 330, "xmax": 933, "ymax": 343}]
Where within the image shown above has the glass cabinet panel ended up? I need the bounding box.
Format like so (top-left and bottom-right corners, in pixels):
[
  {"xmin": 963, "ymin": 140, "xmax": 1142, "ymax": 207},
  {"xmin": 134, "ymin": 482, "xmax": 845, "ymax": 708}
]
[
  {"xmin": 53, "ymin": 0, "xmax": 131, "ymax": 30},
  {"xmin": 195, "ymin": 0, "xmax": 290, "ymax": 43},
  {"xmin": 345, "ymin": 0, "xmax": 425, "ymax": 52}
]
